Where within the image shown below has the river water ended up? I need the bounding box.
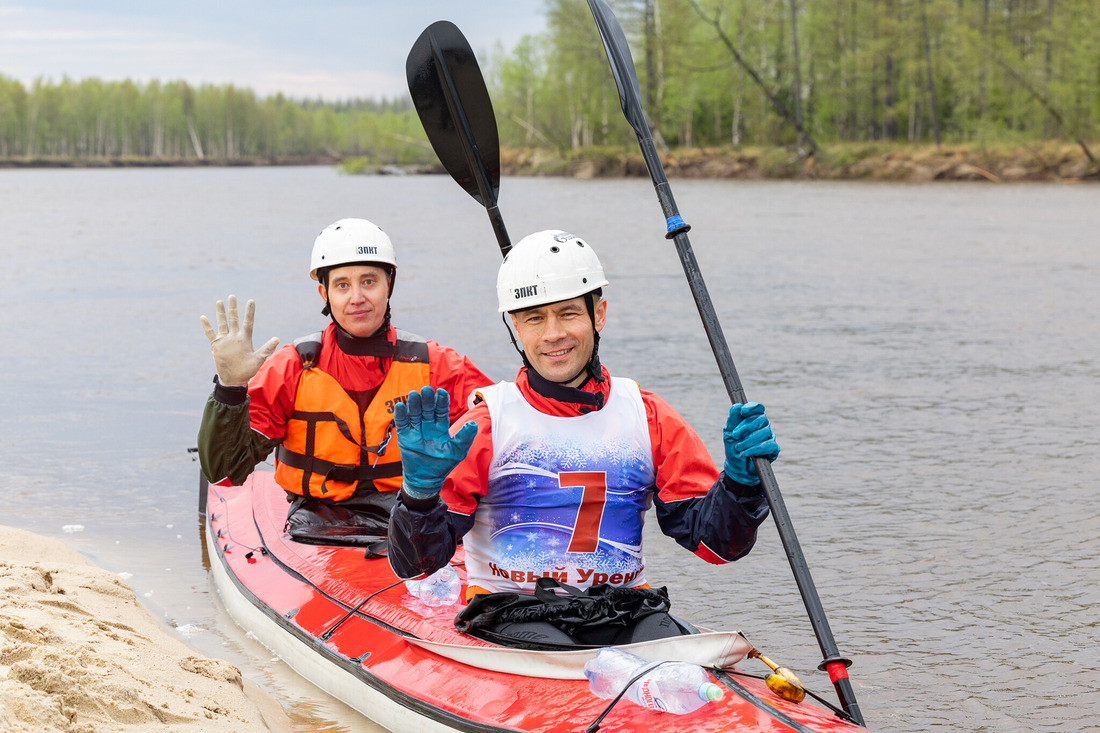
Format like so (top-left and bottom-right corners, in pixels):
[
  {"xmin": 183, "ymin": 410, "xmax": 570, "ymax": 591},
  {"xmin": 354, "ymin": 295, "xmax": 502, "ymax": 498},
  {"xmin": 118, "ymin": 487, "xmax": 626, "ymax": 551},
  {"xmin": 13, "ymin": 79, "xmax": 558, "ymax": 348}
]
[{"xmin": 1, "ymin": 166, "xmax": 1096, "ymax": 732}]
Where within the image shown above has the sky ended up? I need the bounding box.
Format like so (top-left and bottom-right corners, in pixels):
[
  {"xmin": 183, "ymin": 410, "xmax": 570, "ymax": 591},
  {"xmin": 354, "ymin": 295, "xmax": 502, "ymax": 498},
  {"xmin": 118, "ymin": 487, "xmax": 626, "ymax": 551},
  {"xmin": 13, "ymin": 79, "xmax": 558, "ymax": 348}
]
[{"xmin": 0, "ymin": 1, "xmax": 547, "ymax": 100}]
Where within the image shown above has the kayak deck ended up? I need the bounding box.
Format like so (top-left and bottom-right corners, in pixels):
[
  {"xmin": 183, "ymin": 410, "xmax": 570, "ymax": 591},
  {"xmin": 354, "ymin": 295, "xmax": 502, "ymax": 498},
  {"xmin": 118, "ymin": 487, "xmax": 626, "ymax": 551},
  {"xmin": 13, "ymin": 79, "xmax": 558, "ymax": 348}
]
[{"xmin": 205, "ymin": 471, "xmax": 870, "ymax": 732}]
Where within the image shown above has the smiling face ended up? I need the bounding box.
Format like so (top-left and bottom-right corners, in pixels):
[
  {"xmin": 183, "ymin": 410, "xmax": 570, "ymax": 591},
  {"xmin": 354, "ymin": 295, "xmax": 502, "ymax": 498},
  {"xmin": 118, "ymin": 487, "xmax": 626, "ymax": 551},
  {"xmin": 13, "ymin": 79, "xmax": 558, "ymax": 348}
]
[
  {"xmin": 319, "ymin": 264, "xmax": 391, "ymax": 337},
  {"xmin": 510, "ymin": 295, "xmax": 606, "ymax": 387}
]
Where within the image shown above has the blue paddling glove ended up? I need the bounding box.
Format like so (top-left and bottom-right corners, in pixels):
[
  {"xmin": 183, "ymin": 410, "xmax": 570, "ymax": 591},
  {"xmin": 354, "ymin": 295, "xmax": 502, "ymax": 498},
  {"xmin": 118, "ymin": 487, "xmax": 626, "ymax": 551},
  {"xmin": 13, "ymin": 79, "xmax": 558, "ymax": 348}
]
[
  {"xmin": 393, "ymin": 386, "xmax": 478, "ymax": 501},
  {"xmin": 723, "ymin": 402, "xmax": 780, "ymax": 487}
]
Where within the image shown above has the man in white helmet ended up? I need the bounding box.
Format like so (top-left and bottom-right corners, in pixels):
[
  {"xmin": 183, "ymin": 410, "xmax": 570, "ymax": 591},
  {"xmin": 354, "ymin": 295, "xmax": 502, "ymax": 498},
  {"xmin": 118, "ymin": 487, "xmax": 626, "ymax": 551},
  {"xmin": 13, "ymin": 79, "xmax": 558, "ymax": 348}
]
[
  {"xmin": 197, "ymin": 218, "xmax": 490, "ymax": 544},
  {"xmin": 386, "ymin": 230, "xmax": 778, "ymax": 646}
]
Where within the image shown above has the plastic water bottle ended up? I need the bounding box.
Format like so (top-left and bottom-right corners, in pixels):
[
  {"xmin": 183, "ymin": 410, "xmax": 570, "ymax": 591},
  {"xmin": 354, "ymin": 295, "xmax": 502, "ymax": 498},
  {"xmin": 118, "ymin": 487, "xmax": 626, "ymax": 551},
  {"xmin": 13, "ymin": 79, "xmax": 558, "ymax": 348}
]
[
  {"xmin": 583, "ymin": 647, "xmax": 723, "ymax": 715},
  {"xmin": 403, "ymin": 577, "xmax": 423, "ymax": 597},
  {"xmin": 406, "ymin": 565, "xmax": 461, "ymax": 607}
]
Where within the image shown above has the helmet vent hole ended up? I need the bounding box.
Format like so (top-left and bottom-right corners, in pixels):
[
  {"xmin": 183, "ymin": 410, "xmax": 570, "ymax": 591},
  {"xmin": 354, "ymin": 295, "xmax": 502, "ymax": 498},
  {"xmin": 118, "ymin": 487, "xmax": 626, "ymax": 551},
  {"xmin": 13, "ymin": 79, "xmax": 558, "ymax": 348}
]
[
  {"xmin": 550, "ymin": 245, "xmax": 560, "ymax": 253},
  {"xmin": 582, "ymin": 277, "xmax": 588, "ymax": 283}
]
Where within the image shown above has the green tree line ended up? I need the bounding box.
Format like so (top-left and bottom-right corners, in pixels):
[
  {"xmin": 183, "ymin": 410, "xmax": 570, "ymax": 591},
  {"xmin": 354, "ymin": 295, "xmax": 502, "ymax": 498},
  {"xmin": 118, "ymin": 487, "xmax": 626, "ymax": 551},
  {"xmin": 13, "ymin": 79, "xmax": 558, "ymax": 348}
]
[
  {"xmin": 0, "ymin": 76, "xmax": 433, "ymax": 163},
  {"xmin": 495, "ymin": 0, "xmax": 1098, "ymax": 156},
  {"xmin": 2, "ymin": 0, "xmax": 1097, "ymax": 163}
]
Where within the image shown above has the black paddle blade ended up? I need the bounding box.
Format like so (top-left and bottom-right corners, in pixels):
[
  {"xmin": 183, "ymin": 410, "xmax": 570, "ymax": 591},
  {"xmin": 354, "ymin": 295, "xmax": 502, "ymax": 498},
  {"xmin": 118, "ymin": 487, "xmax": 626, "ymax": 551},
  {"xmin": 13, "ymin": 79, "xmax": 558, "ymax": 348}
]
[
  {"xmin": 586, "ymin": 0, "xmax": 648, "ymax": 136},
  {"xmin": 406, "ymin": 20, "xmax": 500, "ymax": 208}
]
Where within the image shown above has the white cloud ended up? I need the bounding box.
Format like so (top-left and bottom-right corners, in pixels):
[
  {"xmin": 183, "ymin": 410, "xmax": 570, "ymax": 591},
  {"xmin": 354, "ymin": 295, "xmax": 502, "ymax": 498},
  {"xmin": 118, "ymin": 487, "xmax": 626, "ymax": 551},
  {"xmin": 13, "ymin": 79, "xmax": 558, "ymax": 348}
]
[
  {"xmin": 0, "ymin": 29, "xmax": 134, "ymax": 41},
  {"xmin": 0, "ymin": 2, "xmax": 546, "ymax": 100}
]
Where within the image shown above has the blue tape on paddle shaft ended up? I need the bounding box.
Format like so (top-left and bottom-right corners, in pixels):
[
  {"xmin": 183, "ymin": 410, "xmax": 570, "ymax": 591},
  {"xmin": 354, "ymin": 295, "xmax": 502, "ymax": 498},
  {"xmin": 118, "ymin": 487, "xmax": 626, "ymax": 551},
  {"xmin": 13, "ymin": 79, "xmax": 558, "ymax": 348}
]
[{"xmin": 665, "ymin": 215, "xmax": 691, "ymax": 239}]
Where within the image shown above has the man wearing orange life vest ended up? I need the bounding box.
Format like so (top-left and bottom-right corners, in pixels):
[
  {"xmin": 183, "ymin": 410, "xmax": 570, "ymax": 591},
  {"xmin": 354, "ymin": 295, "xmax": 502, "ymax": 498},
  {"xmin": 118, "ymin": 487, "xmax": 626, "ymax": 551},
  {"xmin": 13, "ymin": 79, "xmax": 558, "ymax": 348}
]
[
  {"xmin": 387, "ymin": 230, "xmax": 778, "ymax": 646},
  {"xmin": 197, "ymin": 218, "xmax": 490, "ymax": 544}
]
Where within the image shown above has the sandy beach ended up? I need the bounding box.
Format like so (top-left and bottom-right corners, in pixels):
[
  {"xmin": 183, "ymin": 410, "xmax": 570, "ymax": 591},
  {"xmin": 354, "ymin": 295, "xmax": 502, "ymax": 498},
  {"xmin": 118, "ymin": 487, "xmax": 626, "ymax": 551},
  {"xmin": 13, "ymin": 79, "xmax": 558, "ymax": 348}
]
[{"xmin": 0, "ymin": 525, "xmax": 291, "ymax": 732}]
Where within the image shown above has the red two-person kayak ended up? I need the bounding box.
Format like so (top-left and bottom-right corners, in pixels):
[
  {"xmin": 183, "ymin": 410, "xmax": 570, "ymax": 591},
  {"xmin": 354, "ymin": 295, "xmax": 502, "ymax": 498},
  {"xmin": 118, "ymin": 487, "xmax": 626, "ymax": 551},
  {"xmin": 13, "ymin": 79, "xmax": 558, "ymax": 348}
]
[{"xmin": 203, "ymin": 470, "xmax": 872, "ymax": 732}]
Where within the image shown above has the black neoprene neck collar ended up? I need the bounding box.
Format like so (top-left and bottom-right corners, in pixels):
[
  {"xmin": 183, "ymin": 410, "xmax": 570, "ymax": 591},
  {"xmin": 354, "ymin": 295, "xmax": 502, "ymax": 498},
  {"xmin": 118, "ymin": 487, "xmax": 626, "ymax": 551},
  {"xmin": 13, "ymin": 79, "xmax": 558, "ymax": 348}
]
[
  {"xmin": 523, "ymin": 361, "xmax": 605, "ymax": 412},
  {"xmin": 333, "ymin": 321, "xmax": 397, "ymax": 358}
]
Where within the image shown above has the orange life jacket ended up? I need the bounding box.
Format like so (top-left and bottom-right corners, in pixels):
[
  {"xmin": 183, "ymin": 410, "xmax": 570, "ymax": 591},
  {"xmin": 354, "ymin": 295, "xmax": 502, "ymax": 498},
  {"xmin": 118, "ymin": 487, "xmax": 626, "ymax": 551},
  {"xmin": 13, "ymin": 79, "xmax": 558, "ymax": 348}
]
[{"xmin": 274, "ymin": 331, "xmax": 430, "ymax": 501}]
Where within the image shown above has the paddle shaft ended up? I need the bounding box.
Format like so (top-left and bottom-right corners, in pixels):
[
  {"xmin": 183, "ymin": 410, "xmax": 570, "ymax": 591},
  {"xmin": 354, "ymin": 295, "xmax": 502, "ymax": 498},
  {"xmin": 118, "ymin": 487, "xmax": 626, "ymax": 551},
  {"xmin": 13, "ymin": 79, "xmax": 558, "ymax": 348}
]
[
  {"xmin": 423, "ymin": 29, "xmax": 510, "ymax": 255},
  {"xmin": 653, "ymin": 120, "xmax": 864, "ymax": 733},
  {"xmin": 587, "ymin": 0, "xmax": 863, "ymax": 725}
]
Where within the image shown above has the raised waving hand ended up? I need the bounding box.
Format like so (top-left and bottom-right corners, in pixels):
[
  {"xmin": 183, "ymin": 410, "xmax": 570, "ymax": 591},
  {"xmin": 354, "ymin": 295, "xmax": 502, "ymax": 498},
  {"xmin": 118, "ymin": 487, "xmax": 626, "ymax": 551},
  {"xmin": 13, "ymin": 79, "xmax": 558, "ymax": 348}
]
[{"xmin": 200, "ymin": 295, "xmax": 280, "ymax": 387}]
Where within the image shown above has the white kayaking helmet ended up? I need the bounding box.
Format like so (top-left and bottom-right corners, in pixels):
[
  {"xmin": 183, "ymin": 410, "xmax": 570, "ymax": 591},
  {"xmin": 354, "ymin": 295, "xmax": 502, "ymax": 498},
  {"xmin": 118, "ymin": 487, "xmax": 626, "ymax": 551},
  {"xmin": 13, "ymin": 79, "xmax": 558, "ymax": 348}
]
[
  {"xmin": 496, "ymin": 230, "xmax": 609, "ymax": 313},
  {"xmin": 497, "ymin": 229, "xmax": 609, "ymax": 390},
  {"xmin": 310, "ymin": 218, "xmax": 397, "ymax": 282}
]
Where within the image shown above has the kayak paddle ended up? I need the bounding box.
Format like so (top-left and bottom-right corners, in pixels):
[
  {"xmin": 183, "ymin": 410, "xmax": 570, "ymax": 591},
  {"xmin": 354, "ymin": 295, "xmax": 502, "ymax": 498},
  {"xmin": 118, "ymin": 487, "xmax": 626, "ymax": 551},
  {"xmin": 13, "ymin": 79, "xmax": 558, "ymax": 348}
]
[
  {"xmin": 584, "ymin": 0, "xmax": 865, "ymax": 724},
  {"xmin": 406, "ymin": 20, "xmax": 511, "ymax": 255}
]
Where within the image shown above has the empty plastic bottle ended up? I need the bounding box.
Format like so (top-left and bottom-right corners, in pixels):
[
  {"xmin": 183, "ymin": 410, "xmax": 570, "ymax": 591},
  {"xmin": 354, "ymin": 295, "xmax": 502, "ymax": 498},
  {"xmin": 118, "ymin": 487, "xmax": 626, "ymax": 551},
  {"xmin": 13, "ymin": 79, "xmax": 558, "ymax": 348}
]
[
  {"xmin": 405, "ymin": 565, "xmax": 461, "ymax": 607},
  {"xmin": 403, "ymin": 577, "xmax": 423, "ymax": 597},
  {"xmin": 583, "ymin": 647, "xmax": 724, "ymax": 715}
]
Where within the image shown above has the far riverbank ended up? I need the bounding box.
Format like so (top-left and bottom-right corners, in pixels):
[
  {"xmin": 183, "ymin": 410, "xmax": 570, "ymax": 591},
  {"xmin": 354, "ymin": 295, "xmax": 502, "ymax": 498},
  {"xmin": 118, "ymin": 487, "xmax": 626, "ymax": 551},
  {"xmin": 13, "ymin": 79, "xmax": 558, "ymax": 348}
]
[
  {"xmin": 3, "ymin": 141, "xmax": 1097, "ymax": 181},
  {"xmin": 500, "ymin": 140, "xmax": 1099, "ymax": 183}
]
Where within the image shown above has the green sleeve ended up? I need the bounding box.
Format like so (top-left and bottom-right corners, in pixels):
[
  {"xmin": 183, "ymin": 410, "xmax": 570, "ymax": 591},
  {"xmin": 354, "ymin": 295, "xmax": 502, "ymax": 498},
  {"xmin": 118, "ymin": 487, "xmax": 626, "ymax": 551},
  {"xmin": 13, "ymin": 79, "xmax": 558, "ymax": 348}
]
[{"xmin": 197, "ymin": 394, "xmax": 282, "ymax": 485}]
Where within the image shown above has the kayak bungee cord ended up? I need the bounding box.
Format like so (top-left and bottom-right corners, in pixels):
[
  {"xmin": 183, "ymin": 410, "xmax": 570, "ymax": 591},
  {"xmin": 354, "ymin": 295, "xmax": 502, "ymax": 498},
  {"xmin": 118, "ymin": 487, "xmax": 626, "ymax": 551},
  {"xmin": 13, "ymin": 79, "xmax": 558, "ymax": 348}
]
[
  {"xmin": 720, "ymin": 668, "xmax": 857, "ymax": 724},
  {"xmin": 583, "ymin": 660, "xmax": 853, "ymax": 731},
  {"xmin": 209, "ymin": 469, "xmax": 470, "ymax": 644},
  {"xmin": 583, "ymin": 660, "xmax": 674, "ymax": 733},
  {"xmin": 207, "ymin": 481, "xmax": 268, "ymax": 560},
  {"xmin": 319, "ymin": 560, "xmax": 466, "ymax": 641},
  {"xmin": 208, "ymin": 478, "xmax": 415, "ymax": 643},
  {"xmin": 319, "ymin": 578, "xmax": 406, "ymax": 642}
]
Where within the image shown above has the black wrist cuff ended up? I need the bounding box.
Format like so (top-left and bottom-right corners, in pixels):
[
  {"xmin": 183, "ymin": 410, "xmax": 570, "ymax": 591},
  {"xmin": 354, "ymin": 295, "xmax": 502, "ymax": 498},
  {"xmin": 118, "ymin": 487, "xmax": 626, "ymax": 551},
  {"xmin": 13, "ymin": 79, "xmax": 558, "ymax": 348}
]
[
  {"xmin": 399, "ymin": 490, "xmax": 440, "ymax": 512},
  {"xmin": 722, "ymin": 471, "xmax": 763, "ymax": 498},
  {"xmin": 212, "ymin": 375, "xmax": 249, "ymax": 405}
]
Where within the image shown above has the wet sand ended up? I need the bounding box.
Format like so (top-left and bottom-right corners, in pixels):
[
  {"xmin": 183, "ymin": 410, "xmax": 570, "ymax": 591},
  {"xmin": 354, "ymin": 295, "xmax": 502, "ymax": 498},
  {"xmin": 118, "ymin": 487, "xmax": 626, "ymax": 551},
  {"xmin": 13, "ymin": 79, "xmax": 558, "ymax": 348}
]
[{"xmin": 0, "ymin": 525, "xmax": 291, "ymax": 732}]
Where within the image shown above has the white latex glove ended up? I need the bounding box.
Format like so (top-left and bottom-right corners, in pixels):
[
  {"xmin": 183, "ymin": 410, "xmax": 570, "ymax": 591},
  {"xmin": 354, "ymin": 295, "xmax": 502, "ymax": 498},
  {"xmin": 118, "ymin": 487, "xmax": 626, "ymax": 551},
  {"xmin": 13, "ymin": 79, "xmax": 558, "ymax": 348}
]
[{"xmin": 200, "ymin": 295, "xmax": 280, "ymax": 387}]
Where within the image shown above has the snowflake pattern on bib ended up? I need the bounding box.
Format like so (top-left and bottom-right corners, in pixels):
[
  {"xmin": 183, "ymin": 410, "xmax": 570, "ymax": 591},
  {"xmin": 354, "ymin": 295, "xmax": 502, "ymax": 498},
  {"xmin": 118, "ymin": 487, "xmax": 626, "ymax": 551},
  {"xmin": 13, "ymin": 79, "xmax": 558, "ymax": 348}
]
[{"xmin": 464, "ymin": 379, "xmax": 657, "ymax": 593}]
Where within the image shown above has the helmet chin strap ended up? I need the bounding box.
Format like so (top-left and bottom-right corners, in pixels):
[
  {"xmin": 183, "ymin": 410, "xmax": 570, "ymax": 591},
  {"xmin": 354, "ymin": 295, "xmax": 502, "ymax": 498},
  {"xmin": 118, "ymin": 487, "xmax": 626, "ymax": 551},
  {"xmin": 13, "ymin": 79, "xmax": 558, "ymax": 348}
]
[
  {"xmin": 582, "ymin": 292, "xmax": 605, "ymax": 385},
  {"xmin": 320, "ymin": 289, "xmax": 395, "ymax": 358}
]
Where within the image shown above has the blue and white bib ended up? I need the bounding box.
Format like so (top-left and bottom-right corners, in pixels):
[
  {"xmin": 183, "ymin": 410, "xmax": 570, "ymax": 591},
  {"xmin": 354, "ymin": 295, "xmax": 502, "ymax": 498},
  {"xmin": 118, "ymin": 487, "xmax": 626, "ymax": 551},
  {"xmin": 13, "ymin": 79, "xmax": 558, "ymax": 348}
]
[{"xmin": 464, "ymin": 378, "xmax": 657, "ymax": 594}]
